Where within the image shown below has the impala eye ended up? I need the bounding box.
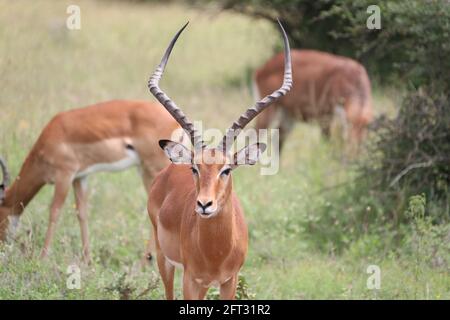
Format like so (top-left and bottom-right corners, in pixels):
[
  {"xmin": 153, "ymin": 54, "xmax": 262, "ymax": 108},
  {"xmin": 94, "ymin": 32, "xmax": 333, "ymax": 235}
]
[
  {"xmin": 191, "ymin": 167, "xmax": 199, "ymax": 175},
  {"xmin": 221, "ymin": 168, "xmax": 231, "ymax": 177}
]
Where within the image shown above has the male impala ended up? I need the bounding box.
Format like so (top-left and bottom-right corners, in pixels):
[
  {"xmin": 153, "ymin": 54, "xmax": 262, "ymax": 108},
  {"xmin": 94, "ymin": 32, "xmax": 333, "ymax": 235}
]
[
  {"xmin": 0, "ymin": 100, "xmax": 181, "ymax": 262},
  {"xmin": 254, "ymin": 49, "xmax": 373, "ymax": 151},
  {"xmin": 146, "ymin": 20, "xmax": 292, "ymax": 300}
]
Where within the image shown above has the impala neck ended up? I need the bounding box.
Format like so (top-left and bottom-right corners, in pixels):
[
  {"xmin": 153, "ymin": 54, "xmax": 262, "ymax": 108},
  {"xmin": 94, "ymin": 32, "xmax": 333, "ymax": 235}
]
[
  {"xmin": 196, "ymin": 181, "xmax": 236, "ymax": 257},
  {"xmin": 1, "ymin": 154, "xmax": 45, "ymax": 215}
]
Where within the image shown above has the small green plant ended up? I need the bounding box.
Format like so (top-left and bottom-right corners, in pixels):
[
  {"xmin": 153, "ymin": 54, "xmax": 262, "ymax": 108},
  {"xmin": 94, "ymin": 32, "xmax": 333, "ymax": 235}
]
[
  {"xmin": 404, "ymin": 194, "xmax": 450, "ymax": 272},
  {"xmin": 103, "ymin": 271, "xmax": 159, "ymax": 300},
  {"xmin": 406, "ymin": 194, "xmax": 427, "ymax": 224},
  {"xmin": 104, "ymin": 272, "xmax": 135, "ymax": 300},
  {"xmin": 235, "ymin": 274, "xmax": 256, "ymax": 300}
]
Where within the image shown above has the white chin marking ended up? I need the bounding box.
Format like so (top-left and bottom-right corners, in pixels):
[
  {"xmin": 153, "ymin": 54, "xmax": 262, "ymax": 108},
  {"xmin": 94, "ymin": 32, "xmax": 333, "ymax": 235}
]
[
  {"xmin": 197, "ymin": 211, "xmax": 218, "ymax": 219},
  {"xmin": 195, "ymin": 206, "xmax": 218, "ymax": 218}
]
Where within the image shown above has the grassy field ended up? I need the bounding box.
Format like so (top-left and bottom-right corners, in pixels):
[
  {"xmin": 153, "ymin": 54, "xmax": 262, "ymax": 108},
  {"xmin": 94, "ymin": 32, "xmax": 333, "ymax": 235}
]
[{"xmin": 0, "ymin": 0, "xmax": 448, "ymax": 299}]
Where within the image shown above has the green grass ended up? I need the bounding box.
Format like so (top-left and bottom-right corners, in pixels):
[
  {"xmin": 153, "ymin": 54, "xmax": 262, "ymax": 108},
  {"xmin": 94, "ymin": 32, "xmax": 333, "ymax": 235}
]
[{"xmin": 0, "ymin": 0, "xmax": 448, "ymax": 300}]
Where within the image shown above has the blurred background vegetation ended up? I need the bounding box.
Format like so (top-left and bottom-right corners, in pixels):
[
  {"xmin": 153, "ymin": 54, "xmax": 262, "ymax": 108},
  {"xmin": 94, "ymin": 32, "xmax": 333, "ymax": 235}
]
[
  {"xmin": 190, "ymin": 0, "xmax": 450, "ymax": 270},
  {"xmin": 191, "ymin": 0, "xmax": 450, "ymax": 87},
  {"xmin": 0, "ymin": 0, "xmax": 449, "ymax": 299}
]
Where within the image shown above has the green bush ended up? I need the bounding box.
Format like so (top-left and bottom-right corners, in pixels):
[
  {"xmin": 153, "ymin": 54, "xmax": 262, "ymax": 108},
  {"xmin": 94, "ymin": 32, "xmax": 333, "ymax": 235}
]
[
  {"xmin": 303, "ymin": 90, "xmax": 450, "ymax": 253},
  {"xmin": 362, "ymin": 91, "xmax": 450, "ymax": 221},
  {"xmin": 302, "ymin": 177, "xmax": 392, "ymax": 253}
]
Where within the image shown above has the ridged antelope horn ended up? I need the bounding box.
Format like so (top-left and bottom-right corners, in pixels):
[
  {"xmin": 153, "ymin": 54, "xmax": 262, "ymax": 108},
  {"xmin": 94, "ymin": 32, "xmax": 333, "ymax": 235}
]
[
  {"xmin": 148, "ymin": 22, "xmax": 204, "ymax": 150},
  {"xmin": 219, "ymin": 19, "xmax": 293, "ymax": 152}
]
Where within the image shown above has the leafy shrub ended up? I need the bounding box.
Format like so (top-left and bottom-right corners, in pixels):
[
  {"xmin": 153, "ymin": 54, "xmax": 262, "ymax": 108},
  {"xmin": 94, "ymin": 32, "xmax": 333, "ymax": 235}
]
[
  {"xmin": 104, "ymin": 271, "xmax": 160, "ymax": 300},
  {"xmin": 303, "ymin": 90, "xmax": 449, "ymax": 253},
  {"xmin": 302, "ymin": 177, "xmax": 392, "ymax": 253},
  {"xmin": 362, "ymin": 91, "xmax": 450, "ymax": 222}
]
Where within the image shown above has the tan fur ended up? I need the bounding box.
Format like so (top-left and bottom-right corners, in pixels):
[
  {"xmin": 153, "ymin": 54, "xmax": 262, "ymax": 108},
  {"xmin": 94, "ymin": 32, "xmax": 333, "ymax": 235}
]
[
  {"xmin": 0, "ymin": 100, "xmax": 180, "ymax": 262},
  {"xmin": 254, "ymin": 49, "xmax": 373, "ymax": 150}
]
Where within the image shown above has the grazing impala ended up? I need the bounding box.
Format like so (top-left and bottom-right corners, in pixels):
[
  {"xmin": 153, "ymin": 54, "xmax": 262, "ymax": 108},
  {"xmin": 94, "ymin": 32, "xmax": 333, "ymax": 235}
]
[
  {"xmin": 254, "ymin": 49, "xmax": 373, "ymax": 151},
  {"xmin": 146, "ymin": 20, "xmax": 292, "ymax": 300},
  {"xmin": 0, "ymin": 100, "xmax": 181, "ymax": 262}
]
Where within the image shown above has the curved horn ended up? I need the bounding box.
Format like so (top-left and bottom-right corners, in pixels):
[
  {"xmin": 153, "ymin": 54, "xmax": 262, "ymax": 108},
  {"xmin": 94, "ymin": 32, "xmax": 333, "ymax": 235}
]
[
  {"xmin": 0, "ymin": 157, "xmax": 10, "ymax": 189},
  {"xmin": 148, "ymin": 22, "xmax": 204, "ymax": 150},
  {"xmin": 219, "ymin": 19, "xmax": 293, "ymax": 152}
]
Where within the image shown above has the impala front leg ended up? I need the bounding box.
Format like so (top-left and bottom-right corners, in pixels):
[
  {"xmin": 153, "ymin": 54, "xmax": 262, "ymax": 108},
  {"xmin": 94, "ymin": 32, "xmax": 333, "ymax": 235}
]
[
  {"xmin": 154, "ymin": 229, "xmax": 175, "ymax": 300},
  {"xmin": 73, "ymin": 177, "xmax": 91, "ymax": 264},
  {"xmin": 220, "ymin": 274, "xmax": 238, "ymax": 300},
  {"xmin": 183, "ymin": 273, "xmax": 208, "ymax": 300},
  {"xmin": 40, "ymin": 176, "xmax": 71, "ymax": 259}
]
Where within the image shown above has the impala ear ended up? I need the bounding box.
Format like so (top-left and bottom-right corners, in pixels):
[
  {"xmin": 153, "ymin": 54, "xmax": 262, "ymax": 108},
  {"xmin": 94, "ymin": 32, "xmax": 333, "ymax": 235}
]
[
  {"xmin": 159, "ymin": 139, "xmax": 193, "ymax": 164},
  {"xmin": 232, "ymin": 143, "xmax": 267, "ymax": 168}
]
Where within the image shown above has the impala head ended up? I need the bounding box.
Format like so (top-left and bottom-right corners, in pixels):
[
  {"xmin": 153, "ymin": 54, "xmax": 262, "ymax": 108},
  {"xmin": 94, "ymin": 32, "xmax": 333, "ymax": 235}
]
[
  {"xmin": 148, "ymin": 20, "xmax": 292, "ymax": 218},
  {"xmin": 159, "ymin": 140, "xmax": 266, "ymax": 218},
  {"xmin": 0, "ymin": 157, "xmax": 10, "ymax": 205}
]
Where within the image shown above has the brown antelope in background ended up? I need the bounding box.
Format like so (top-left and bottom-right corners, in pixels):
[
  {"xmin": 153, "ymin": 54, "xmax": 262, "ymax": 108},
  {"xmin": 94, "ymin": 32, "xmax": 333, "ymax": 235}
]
[
  {"xmin": 254, "ymin": 49, "xmax": 373, "ymax": 151},
  {"xmin": 146, "ymin": 20, "xmax": 292, "ymax": 300},
  {"xmin": 0, "ymin": 100, "xmax": 181, "ymax": 262}
]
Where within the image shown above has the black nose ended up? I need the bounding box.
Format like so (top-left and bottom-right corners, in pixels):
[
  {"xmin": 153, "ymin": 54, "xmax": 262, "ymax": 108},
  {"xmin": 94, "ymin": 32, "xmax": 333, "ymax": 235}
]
[{"xmin": 197, "ymin": 200, "xmax": 213, "ymax": 211}]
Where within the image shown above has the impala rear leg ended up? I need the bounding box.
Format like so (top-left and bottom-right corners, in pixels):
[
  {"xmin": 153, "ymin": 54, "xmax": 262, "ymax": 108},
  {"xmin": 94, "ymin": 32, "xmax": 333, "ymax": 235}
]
[
  {"xmin": 73, "ymin": 177, "xmax": 91, "ymax": 264},
  {"xmin": 40, "ymin": 175, "xmax": 71, "ymax": 259}
]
